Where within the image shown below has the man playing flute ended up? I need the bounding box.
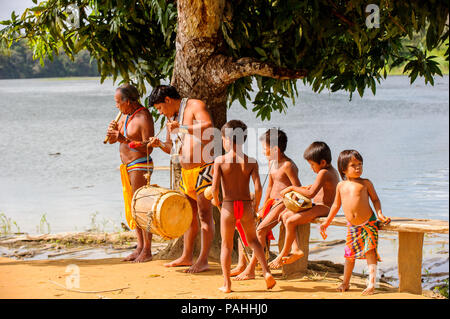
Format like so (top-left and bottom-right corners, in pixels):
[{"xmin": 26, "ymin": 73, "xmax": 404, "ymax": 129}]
[{"xmin": 106, "ymin": 83, "xmax": 155, "ymax": 263}]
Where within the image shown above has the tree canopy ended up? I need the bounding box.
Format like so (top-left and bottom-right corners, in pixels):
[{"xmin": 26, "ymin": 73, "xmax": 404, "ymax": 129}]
[{"xmin": 1, "ymin": 0, "xmax": 448, "ymax": 120}]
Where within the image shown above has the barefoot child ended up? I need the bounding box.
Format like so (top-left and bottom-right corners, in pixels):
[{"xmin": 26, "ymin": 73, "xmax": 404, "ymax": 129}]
[
  {"xmin": 234, "ymin": 128, "xmax": 302, "ymax": 281},
  {"xmin": 269, "ymin": 141, "xmax": 340, "ymax": 269},
  {"xmin": 211, "ymin": 120, "xmax": 276, "ymax": 293},
  {"xmin": 320, "ymin": 150, "xmax": 389, "ymax": 295}
]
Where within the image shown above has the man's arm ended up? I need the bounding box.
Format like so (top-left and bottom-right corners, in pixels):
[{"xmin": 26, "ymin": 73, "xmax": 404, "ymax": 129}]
[
  {"xmin": 148, "ymin": 127, "xmax": 173, "ymax": 154},
  {"xmin": 167, "ymin": 100, "xmax": 213, "ymax": 136},
  {"xmin": 185, "ymin": 100, "xmax": 214, "ymax": 134},
  {"xmin": 107, "ymin": 118, "xmax": 125, "ymax": 144},
  {"xmin": 211, "ymin": 158, "xmax": 222, "ymax": 208},
  {"xmin": 128, "ymin": 114, "xmax": 155, "ymax": 154}
]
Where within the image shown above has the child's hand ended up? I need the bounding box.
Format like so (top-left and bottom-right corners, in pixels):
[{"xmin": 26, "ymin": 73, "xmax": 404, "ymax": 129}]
[
  {"xmin": 319, "ymin": 224, "xmax": 328, "ymax": 240},
  {"xmin": 377, "ymin": 213, "xmax": 391, "ymax": 226}
]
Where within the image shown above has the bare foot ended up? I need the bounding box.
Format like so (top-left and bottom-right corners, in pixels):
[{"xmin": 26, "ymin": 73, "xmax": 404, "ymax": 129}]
[
  {"xmin": 268, "ymin": 256, "xmax": 284, "ymax": 269},
  {"xmin": 218, "ymin": 286, "xmax": 232, "ymax": 293},
  {"xmin": 230, "ymin": 264, "xmax": 246, "ymax": 277},
  {"xmin": 233, "ymin": 269, "xmax": 255, "ymax": 281},
  {"xmin": 281, "ymin": 250, "xmax": 304, "ymax": 265},
  {"xmin": 183, "ymin": 260, "xmax": 210, "ymax": 273},
  {"xmin": 163, "ymin": 256, "xmax": 193, "ymax": 268},
  {"xmin": 265, "ymin": 273, "xmax": 276, "ymax": 290},
  {"xmin": 133, "ymin": 250, "xmax": 153, "ymax": 263},
  {"xmin": 362, "ymin": 286, "xmax": 375, "ymax": 295},
  {"xmin": 336, "ymin": 283, "xmax": 350, "ymax": 292},
  {"xmin": 122, "ymin": 247, "xmax": 142, "ymax": 262}
]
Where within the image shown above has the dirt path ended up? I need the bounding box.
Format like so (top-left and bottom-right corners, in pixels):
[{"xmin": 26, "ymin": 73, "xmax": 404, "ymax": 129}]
[{"xmin": 0, "ymin": 257, "xmax": 431, "ymax": 299}]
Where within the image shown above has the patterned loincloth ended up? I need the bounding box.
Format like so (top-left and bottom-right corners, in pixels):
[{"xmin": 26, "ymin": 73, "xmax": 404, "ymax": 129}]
[{"xmin": 344, "ymin": 213, "xmax": 381, "ymax": 261}]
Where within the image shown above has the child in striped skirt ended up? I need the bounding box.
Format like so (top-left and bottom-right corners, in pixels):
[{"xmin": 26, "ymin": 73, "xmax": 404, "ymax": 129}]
[{"xmin": 320, "ymin": 150, "xmax": 390, "ymax": 295}]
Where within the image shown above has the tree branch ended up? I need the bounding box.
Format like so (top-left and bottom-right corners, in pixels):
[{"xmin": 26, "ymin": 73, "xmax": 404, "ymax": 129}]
[{"xmin": 210, "ymin": 56, "xmax": 307, "ymax": 86}]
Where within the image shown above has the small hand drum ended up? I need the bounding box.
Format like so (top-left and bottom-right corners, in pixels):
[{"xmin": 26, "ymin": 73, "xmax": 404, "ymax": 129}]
[
  {"xmin": 131, "ymin": 185, "xmax": 193, "ymax": 240},
  {"xmin": 283, "ymin": 191, "xmax": 312, "ymax": 213}
]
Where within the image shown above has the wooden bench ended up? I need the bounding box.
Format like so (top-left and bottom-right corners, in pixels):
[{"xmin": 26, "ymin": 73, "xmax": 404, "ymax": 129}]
[{"xmin": 278, "ymin": 216, "xmax": 449, "ymax": 295}]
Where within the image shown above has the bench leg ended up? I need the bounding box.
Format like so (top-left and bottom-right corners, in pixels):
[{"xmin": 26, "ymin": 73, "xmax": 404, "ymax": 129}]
[
  {"xmin": 398, "ymin": 232, "xmax": 424, "ymax": 294},
  {"xmin": 278, "ymin": 223, "xmax": 310, "ymax": 276}
]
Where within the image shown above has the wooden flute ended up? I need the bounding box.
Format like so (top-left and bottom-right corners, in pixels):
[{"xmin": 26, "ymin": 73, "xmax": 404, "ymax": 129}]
[{"xmin": 103, "ymin": 111, "xmax": 123, "ymax": 144}]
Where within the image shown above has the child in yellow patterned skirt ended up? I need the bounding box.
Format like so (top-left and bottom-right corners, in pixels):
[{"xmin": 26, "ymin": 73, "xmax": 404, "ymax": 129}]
[{"xmin": 320, "ymin": 150, "xmax": 390, "ymax": 295}]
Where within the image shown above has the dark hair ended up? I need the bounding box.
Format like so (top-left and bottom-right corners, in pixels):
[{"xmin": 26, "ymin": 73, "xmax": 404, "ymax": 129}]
[
  {"xmin": 337, "ymin": 150, "xmax": 363, "ymax": 180},
  {"xmin": 303, "ymin": 141, "xmax": 332, "ymax": 165},
  {"xmin": 147, "ymin": 85, "xmax": 181, "ymax": 106},
  {"xmin": 259, "ymin": 128, "xmax": 288, "ymax": 153},
  {"xmin": 221, "ymin": 120, "xmax": 248, "ymax": 145},
  {"xmin": 116, "ymin": 84, "xmax": 140, "ymax": 102}
]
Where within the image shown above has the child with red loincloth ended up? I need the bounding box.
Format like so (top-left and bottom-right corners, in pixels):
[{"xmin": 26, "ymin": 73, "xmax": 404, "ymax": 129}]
[{"xmin": 211, "ymin": 120, "xmax": 276, "ymax": 293}]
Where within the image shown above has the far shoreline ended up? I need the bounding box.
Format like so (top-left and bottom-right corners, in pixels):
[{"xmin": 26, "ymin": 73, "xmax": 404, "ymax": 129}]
[{"xmin": 0, "ymin": 72, "xmax": 448, "ymax": 82}]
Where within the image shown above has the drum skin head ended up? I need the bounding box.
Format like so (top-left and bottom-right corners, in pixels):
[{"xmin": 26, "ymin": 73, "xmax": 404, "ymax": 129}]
[
  {"xmin": 131, "ymin": 185, "xmax": 193, "ymax": 240},
  {"xmin": 156, "ymin": 192, "xmax": 193, "ymax": 238}
]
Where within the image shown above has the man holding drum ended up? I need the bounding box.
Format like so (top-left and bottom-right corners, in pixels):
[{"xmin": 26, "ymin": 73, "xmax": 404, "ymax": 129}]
[
  {"xmin": 106, "ymin": 83, "xmax": 155, "ymax": 263},
  {"xmin": 147, "ymin": 85, "xmax": 215, "ymax": 273}
]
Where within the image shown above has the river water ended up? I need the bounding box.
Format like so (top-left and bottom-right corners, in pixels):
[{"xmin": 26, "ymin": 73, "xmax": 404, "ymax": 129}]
[{"xmin": 0, "ymin": 75, "xmax": 448, "ymax": 289}]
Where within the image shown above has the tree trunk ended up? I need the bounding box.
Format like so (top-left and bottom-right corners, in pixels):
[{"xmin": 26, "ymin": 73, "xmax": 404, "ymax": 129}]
[
  {"xmin": 155, "ymin": 1, "xmax": 228, "ymax": 261},
  {"xmin": 155, "ymin": 0, "xmax": 305, "ymax": 261}
]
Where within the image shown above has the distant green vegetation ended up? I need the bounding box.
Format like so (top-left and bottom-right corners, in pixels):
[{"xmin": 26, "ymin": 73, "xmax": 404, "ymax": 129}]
[
  {"xmin": 389, "ymin": 29, "xmax": 449, "ymax": 77},
  {"xmin": 0, "ymin": 40, "xmax": 99, "ymax": 79}
]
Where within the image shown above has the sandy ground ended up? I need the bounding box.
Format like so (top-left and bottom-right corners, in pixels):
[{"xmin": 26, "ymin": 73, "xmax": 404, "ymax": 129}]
[{"xmin": 0, "ymin": 257, "xmax": 432, "ymax": 299}]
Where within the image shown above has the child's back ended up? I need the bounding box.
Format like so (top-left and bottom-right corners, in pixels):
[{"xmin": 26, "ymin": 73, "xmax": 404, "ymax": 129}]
[
  {"xmin": 313, "ymin": 166, "xmax": 340, "ymax": 208},
  {"xmin": 216, "ymin": 153, "xmax": 256, "ymax": 201}
]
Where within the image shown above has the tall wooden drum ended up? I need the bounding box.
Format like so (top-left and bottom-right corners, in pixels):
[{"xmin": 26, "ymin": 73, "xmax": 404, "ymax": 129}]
[{"xmin": 131, "ymin": 185, "xmax": 193, "ymax": 240}]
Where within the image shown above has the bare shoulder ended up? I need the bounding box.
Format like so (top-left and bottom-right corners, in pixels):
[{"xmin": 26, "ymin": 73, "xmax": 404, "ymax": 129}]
[
  {"xmin": 187, "ymin": 99, "xmax": 207, "ymax": 112},
  {"xmin": 318, "ymin": 166, "xmax": 339, "ymax": 183},
  {"xmin": 360, "ymin": 178, "xmax": 374, "ymax": 187},
  {"xmin": 282, "ymin": 158, "xmax": 299, "ymax": 173},
  {"xmin": 317, "ymin": 168, "xmax": 330, "ymax": 179},
  {"xmin": 135, "ymin": 108, "xmax": 154, "ymax": 124},
  {"xmin": 327, "ymin": 166, "xmax": 340, "ymax": 181}
]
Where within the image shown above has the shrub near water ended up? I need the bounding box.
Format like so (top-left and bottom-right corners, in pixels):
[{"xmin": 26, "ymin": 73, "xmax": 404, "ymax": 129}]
[
  {"xmin": 0, "ymin": 213, "xmax": 20, "ymax": 235},
  {"xmin": 435, "ymin": 278, "xmax": 449, "ymax": 298}
]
